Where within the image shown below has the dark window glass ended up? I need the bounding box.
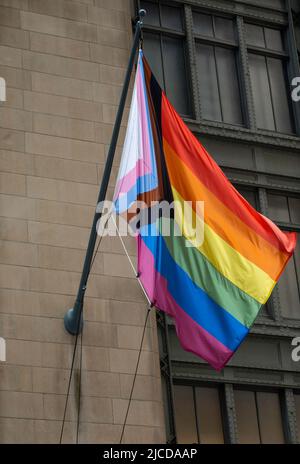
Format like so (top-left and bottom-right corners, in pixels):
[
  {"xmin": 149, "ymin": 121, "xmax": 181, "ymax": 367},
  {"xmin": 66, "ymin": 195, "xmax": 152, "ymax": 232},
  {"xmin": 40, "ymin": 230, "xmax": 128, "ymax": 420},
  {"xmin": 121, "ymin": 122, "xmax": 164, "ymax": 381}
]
[
  {"xmin": 163, "ymin": 36, "xmax": 190, "ymax": 116},
  {"xmin": 235, "ymin": 187, "xmax": 257, "ymax": 208},
  {"xmin": 142, "ymin": 1, "xmax": 160, "ymax": 27},
  {"xmin": 194, "ymin": 14, "xmax": 235, "ymax": 42},
  {"xmin": 214, "ymin": 17, "xmax": 235, "ymax": 42},
  {"xmin": 143, "ymin": 32, "xmax": 164, "ymax": 89},
  {"xmin": 267, "ymin": 194, "xmax": 300, "ymax": 319},
  {"xmin": 267, "ymin": 57, "xmax": 293, "ymax": 133},
  {"xmin": 295, "ymin": 393, "xmax": 300, "ymax": 443},
  {"xmin": 143, "ymin": 32, "xmax": 191, "ymax": 116},
  {"xmin": 268, "ymin": 194, "xmax": 300, "ymax": 225},
  {"xmin": 195, "ymin": 386, "xmax": 224, "ymax": 444},
  {"xmin": 174, "ymin": 385, "xmax": 225, "ymax": 444},
  {"xmin": 277, "ymin": 245, "xmax": 300, "ymax": 319},
  {"xmin": 245, "ymin": 24, "xmax": 265, "ymax": 48},
  {"xmin": 267, "ymin": 194, "xmax": 290, "ymax": 222},
  {"xmin": 289, "ymin": 198, "xmax": 300, "ymax": 224},
  {"xmin": 256, "ymin": 392, "xmax": 285, "ymax": 443},
  {"xmin": 235, "ymin": 390, "xmax": 285, "ymax": 443},
  {"xmin": 142, "ymin": 1, "xmax": 183, "ymax": 31},
  {"xmin": 235, "ymin": 390, "xmax": 260, "ymax": 443},
  {"xmin": 161, "ymin": 4, "xmax": 183, "ymax": 31},
  {"xmin": 249, "ymin": 53, "xmax": 275, "ymax": 131},
  {"xmin": 264, "ymin": 28, "xmax": 283, "ymax": 52},
  {"xmin": 215, "ymin": 48, "xmax": 243, "ymax": 124},
  {"xmin": 196, "ymin": 44, "xmax": 243, "ymax": 124},
  {"xmin": 246, "ymin": 24, "xmax": 283, "ymax": 51},
  {"xmin": 196, "ymin": 43, "xmax": 221, "ymax": 121},
  {"xmin": 249, "ymin": 54, "xmax": 293, "ymax": 133},
  {"xmin": 246, "ymin": 22, "xmax": 293, "ymax": 134},
  {"xmin": 193, "ymin": 12, "xmax": 213, "ymax": 37},
  {"xmin": 173, "ymin": 385, "xmax": 198, "ymax": 443}
]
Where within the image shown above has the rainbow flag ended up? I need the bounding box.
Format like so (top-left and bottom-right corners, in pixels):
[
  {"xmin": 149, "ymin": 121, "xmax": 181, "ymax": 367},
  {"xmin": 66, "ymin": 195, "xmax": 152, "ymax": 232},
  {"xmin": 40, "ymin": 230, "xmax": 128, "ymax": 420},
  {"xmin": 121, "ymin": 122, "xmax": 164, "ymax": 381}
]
[{"xmin": 113, "ymin": 50, "xmax": 297, "ymax": 370}]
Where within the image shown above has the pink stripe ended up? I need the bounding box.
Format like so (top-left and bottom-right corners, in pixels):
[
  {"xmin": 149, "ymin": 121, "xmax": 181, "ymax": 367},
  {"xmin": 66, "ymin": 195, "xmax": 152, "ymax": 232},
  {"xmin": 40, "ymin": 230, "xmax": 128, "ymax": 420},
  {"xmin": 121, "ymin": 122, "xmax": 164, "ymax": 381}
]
[
  {"xmin": 115, "ymin": 64, "xmax": 153, "ymax": 199},
  {"xmin": 137, "ymin": 236, "xmax": 234, "ymax": 371},
  {"xmin": 136, "ymin": 64, "xmax": 152, "ymax": 172},
  {"xmin": 115, "ymin": 159, "xmax": 150, "ymax": 197}
]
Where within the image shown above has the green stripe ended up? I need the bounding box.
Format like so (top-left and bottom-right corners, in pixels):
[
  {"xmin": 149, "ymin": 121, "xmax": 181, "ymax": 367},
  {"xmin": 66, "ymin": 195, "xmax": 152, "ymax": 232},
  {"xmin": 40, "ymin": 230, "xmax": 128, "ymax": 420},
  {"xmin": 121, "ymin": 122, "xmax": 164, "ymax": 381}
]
[{"xmin": 160, "ymin": 218, "xmax": 261, "ymax": 328}]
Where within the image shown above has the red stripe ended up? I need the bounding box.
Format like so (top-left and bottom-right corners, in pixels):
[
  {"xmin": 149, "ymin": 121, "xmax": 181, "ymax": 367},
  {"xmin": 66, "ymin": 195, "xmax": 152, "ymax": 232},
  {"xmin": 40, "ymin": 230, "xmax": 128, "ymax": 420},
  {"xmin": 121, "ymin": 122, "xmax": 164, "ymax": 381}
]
[{"xmin": 161, "ymin": 93, "xmax": 296, "ymax": 255}]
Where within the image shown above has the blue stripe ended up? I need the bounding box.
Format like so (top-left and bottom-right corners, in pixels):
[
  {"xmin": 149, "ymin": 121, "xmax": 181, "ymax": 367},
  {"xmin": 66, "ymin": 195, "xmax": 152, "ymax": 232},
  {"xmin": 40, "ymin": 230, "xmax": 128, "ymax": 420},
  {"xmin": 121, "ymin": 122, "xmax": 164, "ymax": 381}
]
[
  {"xmin": 114, "ymin": 53, "xmax": 158, "ymax": 215},
  {"xmin": 114, "ymin": 172, "xmax": 158, "ymax": 214},
  {"xmin": 140, "ymin": 223, "xmax": 248, "ymax": 351}
]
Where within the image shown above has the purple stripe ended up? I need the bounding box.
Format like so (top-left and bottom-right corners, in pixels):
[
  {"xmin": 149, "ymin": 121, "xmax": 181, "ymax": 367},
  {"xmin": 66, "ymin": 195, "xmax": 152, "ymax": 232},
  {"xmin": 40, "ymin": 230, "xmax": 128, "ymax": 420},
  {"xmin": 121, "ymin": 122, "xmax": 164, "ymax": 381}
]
[
  {"xmin": 115, "ymin": 63, "xmax": 155, "ymax": 199},
  {"xmin": 137, "ymin": 236, "xmax": 234, "ymax": 371}
]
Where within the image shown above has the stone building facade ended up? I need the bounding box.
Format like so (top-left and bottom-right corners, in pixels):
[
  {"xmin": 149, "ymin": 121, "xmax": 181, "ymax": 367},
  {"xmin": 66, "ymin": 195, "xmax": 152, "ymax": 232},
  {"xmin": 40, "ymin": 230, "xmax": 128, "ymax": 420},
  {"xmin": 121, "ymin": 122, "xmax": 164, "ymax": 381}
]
[
  {"xmin": 0, "ymin": 0, "xmax": 166, "ymax": 443},
  {"xmin": 0, "ymin": 0, "xmax": 300, "ymax": 444}
]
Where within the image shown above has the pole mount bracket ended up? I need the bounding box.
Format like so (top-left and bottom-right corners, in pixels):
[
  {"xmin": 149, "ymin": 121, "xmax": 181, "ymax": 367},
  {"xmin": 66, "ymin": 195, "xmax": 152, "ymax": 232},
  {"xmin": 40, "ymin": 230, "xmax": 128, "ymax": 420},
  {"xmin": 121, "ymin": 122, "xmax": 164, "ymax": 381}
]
[{"xmin": 64, "ymin": 306, "xmax": 83, "ymax": 335}]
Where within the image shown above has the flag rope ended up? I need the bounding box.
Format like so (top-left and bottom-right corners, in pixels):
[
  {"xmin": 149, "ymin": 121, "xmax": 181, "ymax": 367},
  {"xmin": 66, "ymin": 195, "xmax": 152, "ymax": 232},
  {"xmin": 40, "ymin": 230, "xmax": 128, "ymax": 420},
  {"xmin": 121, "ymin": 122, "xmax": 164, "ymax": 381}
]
[
  {"xmin": 60, "ymin": 211, "xmax": 154, "ymax": 444},
  {"xmin": 76, "ymin": 331, "xmax": 83, "ymax": 444},
  {"xmin": 110, "ymin": 215, "xmax": 155, "ymax": 443},
  {"xmin": 111, "ymin": 214, "xmax": 152, "ymax": 307},
  {"xmin": 119, "ymin": 305, "xmax": 152, "ymax": 444},
  {"xmin": 59, "ymin": 215, "xmax": 111, "ymax": 444}
]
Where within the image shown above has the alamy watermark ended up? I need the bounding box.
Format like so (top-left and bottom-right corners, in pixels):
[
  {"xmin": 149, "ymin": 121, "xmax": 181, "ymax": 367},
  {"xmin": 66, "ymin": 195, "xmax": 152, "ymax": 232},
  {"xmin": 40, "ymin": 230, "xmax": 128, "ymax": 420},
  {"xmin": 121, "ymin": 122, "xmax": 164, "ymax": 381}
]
[
  {"xmin": 95, "ymin": 199, "xmax": 205, "ymax": 247},
  {"xmin": 291, "ymin": 337, "xmax": 300, "ymax": 362},
  {"xmin": 0, "ymin": 77, "xmax": 6, "ymax": 102},
  {"xmin": 291, "ymin": 77, "xmax": 300, "ymax": 102},
  {"xmin": 0, "ymin": 337, "xmax": 6, "ymax": 362}
]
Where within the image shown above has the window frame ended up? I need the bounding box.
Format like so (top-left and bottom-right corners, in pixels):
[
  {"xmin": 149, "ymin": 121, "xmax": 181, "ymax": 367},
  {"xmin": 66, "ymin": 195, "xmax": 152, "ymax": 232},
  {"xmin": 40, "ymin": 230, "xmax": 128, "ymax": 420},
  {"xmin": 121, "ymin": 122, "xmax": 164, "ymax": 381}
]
[
  {"xmin": 245, "ymin": 21, "xmax": 295, "ymax": 135},
  {"xmin": 136, "ymin": 0, "xmax": 300, "ymax": 445},
  {"xmin": 173, "ymin": 380, "xmax": 228, "ymax": 443},
  {"xmin": 137, "ymin": 0, "xmax": 300, "ymax": 146},
  {"xmin": 172, "ymin": 381, "xmax": 300, "ymax": 444},
  {"xmin": 140, "ymin": 0, "xmax": 193, "ymax": 117},
  {"xmin": 193, "ymin": 12, "xmax": 246, "ymax": 126},
  {"xmin": 265, "ymin": 190, "xmax": 300, "ymax": 322}
]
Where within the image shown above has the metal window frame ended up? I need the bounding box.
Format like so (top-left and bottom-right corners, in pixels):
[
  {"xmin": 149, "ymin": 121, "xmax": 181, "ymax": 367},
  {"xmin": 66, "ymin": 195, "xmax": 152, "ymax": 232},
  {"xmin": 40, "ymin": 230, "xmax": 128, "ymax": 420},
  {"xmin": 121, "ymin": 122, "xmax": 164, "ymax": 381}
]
[
  {"xmin": 173, "ymin": 380, "xmax": 230, "ymax": 443},
  {"xmin": 134, "ymin": 0, "xmax": 300, "ymax": 446},
  {"xmin": 138, "ymin": 0, "xmax": 300, "ymax": 149},
  {"xmin": 172, "ymin": 380, "xmax": 300, "ymax": 443}
]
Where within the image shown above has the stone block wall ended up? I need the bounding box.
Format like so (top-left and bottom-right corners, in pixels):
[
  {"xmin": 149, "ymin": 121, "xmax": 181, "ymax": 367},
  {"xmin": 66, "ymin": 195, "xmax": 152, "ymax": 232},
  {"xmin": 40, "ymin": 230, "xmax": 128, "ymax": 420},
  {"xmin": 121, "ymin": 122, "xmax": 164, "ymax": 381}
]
[{"xmin": 0, "ymin": 0, "xmax": 166, "ymax": 444}]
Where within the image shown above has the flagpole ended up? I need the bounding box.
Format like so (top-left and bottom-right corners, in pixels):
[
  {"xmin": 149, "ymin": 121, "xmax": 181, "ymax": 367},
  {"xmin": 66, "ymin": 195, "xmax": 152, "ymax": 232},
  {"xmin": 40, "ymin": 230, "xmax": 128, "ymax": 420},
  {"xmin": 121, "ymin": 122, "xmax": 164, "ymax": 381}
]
[{"xmin": 64, "ymin": 9, "xmax": 146, "ymax": 335}]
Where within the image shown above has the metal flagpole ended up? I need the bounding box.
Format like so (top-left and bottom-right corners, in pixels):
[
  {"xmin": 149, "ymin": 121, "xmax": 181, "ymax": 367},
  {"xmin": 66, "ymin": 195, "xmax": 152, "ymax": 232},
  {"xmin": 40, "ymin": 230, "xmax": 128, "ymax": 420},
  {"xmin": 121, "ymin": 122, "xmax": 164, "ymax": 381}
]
[{"xmin": 64, "ymin": 9, "xmax": 146, "ymax": 335}]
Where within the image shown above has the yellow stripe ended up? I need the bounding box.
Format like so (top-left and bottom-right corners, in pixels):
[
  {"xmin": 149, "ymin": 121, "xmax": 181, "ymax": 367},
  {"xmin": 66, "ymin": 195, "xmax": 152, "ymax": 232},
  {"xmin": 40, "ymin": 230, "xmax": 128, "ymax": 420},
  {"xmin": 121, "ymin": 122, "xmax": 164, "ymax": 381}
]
[{"xmin": 172, "ymin": 188, "xmax": 276, "ymax": 304}]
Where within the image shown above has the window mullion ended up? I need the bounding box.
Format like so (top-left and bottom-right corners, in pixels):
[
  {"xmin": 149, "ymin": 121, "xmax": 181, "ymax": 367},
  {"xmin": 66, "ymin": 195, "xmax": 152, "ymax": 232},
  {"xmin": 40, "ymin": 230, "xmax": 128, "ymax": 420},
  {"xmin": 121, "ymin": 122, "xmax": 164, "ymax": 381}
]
[
  {"xmin": 265, "ymin": 56, "xmax": 278, "ymax": 131},
  {"xmin": 283, "ymin": 388, "xmax": 299, "ymax": 443},
  {"xmin": 193, "ymin": 386, "xmax": 201, "ymax": 444},
  {"xmin": 236, "ymin": 16, "xmax": 256, "ymax": 130},
  {"xmin": 184, "ymin": 4, "xmax": 201, "ymax": 120},
  {"xmin": 213, "ymin": 45, "xmax": 224, "ymax": 122},
  {"xmin": 224, "ymin": 384, "xmax": 238, "ymax": 443},
  {"xmin": 285, "ymin": 0, "xmax": 300, "ymax": 135}
]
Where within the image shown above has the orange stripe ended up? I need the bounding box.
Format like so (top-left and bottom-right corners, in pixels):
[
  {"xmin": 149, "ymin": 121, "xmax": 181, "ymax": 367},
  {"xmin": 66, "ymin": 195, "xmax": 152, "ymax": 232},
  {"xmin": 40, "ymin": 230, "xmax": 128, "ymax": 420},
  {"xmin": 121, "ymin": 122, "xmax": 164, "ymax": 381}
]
[
  {"xmin": 161, "ymin": 93, "xmax": 296, "ymax": 256},
  {"xmin": 163, "ymin": 138, "xmax": 289, "ymax": 281}
]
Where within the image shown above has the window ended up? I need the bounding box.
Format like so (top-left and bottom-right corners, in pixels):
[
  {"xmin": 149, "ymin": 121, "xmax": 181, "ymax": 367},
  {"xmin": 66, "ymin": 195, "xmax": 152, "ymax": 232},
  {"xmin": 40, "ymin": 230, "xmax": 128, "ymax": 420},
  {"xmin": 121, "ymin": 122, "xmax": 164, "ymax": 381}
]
[
  {"xmin": 235, "ymin": 389, "xmax": 285, "ymax": 443},
  {"xmin": 194, "ymin": 13, "xmax": 243, "ymax": 125},
  {"xmin": 140, "ymin": 1, "xmax": 296, "ymax": 134},
  {"xmin": 267, "ymin": 193, "xmax": 300, "ymax": 319},
  {"xmin": 173, "ymin": 384, "xmax": 225, "ymax": 443},
  {"xmin": 295, "ymin": 393, "xmax": 300, "ymax": 443},
  {"xmin": 141, "ymin": 1, "xmax": 191, "ymax": 116},
  {"xmin": 246, "ymin": 24, "xmax": 294, "ymax": 134},
  {"xmin": 234, "ymin": 186, "xmax": 257, "ymax": 209}
]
